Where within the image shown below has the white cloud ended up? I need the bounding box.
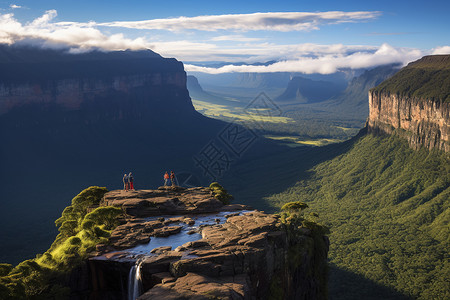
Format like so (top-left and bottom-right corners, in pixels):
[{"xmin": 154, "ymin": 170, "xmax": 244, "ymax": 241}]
[
  {"xmin": 0, "ymin": 10, "xmax": 149, "ymax": 51},
  {"xmin": 9, "ymin": 4, "xmax": 21, "ymax": 9},
  {"xmin": 211, "ymin": 35, "xmax": 263, "ymax": 42},
  {"xmin": 0, "ymin": 10, "xmax": 434, "ymax": 75},
  {"xmin": 99, "ymin": 11, "xmax": 381, "ymax": 32},
  {"xmin": 184, "ymin": 44, "xmax": 423, "ymax": 74},
  {"xmin": 432, "ymin": 46, "xmax": 450, "ymax": 55}
]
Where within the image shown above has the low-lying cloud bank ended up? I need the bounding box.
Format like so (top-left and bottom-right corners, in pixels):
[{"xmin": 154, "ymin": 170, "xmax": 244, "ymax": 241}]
[
  {"xmin": 0, "ymin": 10, "xmax": 448, "ymax": 74},
  {"xmin": 184, "ymin": 44, "xmax": 423, "ymax": 74}
]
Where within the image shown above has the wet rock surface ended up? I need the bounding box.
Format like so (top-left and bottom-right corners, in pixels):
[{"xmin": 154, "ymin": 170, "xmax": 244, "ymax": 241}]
[{"xmin": 88, "ymin": 187, "xmax": 328, "ymax": 300}]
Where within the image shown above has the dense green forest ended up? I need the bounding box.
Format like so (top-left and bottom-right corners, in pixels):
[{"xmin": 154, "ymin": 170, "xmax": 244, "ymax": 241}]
[
  {"xmin": 267, "ymin": 133, "xmax": 449, "ymax": 299},
  {"xmin": 371, "ymin": 55, "xmax": 450, "ymax": 102}
]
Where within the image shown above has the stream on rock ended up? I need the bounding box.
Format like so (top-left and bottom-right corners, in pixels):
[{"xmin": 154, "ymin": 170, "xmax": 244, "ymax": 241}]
[{"xmin": 108, "ymin": 210, "xmax": 252, "ymax": 300}]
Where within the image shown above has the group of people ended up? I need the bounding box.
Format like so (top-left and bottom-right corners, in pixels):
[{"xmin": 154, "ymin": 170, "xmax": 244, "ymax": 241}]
[
  {"xmin": 122, "ymin": 171, "xmax": 178, "ymax": 191},
  {"xmin": 122, "ymin": 172, "xmax": 134, "ymax": 191},
  {"xmin": 164, "ymin": 171, "xmax": 178, "ymax": 186}
]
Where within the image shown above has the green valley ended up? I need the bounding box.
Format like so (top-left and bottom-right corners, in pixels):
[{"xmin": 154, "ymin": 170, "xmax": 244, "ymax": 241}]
[{"xmin": 266, "ymin": 133, "xmax": 449, "ymax": 299}]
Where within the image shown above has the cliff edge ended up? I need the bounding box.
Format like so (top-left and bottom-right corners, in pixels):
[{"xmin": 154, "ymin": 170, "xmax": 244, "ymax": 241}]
[
  {"xmin": 87, "ymin": 187, "xmax": 329, "ymax": 300},
  {"xmin": 368, "ymin": 55, "xmax": 450, "ymax": 151},
  {"xmin": 0, "ymin": 186, "xmax": 329, "ymax": 300}
]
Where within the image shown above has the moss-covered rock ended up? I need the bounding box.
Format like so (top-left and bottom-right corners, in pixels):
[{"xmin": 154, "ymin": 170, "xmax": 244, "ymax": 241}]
[
  {"xmin": 0, "ymin": 186, "xmax": 124, "ymax": 299},
  {"xmin": 209, "ymin": 182, "xmax": 234, "ymax": 205}
]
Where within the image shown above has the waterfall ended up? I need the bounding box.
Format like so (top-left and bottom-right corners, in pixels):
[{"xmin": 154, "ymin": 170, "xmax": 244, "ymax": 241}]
[{"xmin": 128, "ymin": 259, "xmax": 143, "ymax": 300}]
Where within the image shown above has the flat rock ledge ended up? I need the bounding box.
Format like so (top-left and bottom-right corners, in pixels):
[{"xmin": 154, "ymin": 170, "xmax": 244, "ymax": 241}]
[
  {"xmin": 101, "ymin": 186, "xmax": 249, "ymax": 217},
  {"xmin": 89, "ymin": 187, "xmax": 328, "ymax": 300},
  {"xmin": 97, "ymin": 187, "xmax": 251, "ymax": 251}
]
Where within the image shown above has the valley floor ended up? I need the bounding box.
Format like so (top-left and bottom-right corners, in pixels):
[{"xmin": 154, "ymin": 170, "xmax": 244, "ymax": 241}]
[{"xmin": 261, "ymin": 134, "xmax": 449, "ymax": 299}]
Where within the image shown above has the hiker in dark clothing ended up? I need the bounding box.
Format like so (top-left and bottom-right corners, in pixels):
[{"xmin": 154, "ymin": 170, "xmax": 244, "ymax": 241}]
[
  {"xmin": 128, "ymin": 172, "xmax": 134, "ymax": 190},
  {"xmin": 123, "ymin": 174, "xmax": 128, "ymax": 191},
  {"xmin": 164, "ymin": 171, "xmax": 170, "ymax": 186},
  {"xmin": 170, "ymin": 171, "xmax": 177, "ymax": 186}
]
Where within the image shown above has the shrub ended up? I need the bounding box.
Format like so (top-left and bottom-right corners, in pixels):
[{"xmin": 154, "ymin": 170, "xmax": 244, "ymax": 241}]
[
  {"xmin": 83, "ymin": 206, "xmax": 123, "ymax": 230},
  {"xmin": 281, "ymin": 201, "xmax": 309, "ymax": 213},
  {"xmin": 209, "ymin": 182, "xmax": 234, "ymax": 205},
  {"xmin": 10, "ymin": 260, "xmax": 41, "ymax": 277},
  {"xmin": 55, "ymin": 186, "xmax": 108, "ymax": 228},
  {"xmin": 58, "ymin": 220, "xmax": 78, "ymax": 236},
  {"xmin": 0, "ymin": 186, "xmax": 122, "ymax": 299},
  {"xmin": 0, "ymin": 264, "xmax": 12, "ymax": 276},
  {"xmin": 67, "ymin": 237, "xmax": 82, "ymax": 246},
  {"xmin": 93, "ymin": 226, "xmax": 110, "ymax": 238}
]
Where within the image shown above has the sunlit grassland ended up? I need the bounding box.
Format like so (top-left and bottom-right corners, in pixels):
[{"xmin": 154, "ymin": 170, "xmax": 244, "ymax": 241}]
[
  {"xmin": 264, "ymin": 135, "xmax": 342, "ymax": 146},
  {"xmin": 193, "ymin": 99, "xmax": 353, "ymax": 146},
  {"xmin": 333, "ymin": 126, "xmax": 355, "ymax": 132},
  {"xmin": 192, "ymin": 99, "xmax": 294, "ymax": 124}
]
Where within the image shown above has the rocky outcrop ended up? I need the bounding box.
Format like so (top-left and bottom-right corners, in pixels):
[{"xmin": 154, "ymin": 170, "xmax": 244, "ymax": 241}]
[
  {"xmin": 101, "ymin": 187, "xmax": 249, "ymax": 218},
  {"xmin": 367, "ymin": 55, "xmax": 450, "ymax": 152},
  {"xmin": 85, "ymin": 187, "xmax": 329, "ymax": 300}
]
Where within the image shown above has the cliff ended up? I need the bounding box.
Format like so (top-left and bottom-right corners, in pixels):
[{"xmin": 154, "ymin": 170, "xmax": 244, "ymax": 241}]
[
  {"xmin": 368, "ymin": 55, "xmax": 450, "ymax": 151},
  {"xmin": 0, "ymin": 45, "xmax": 227, "ymax": 265},
  {"xmin": 274, "ymin": 76, "xmax": 343, "ymax": 103},
  {"xmin": 82, "ymin": 187, "xmax": 329, "ymax": 300},
  {"xmin": 0, "ymin": 45, "xmax": 193, "ymax": 117}
]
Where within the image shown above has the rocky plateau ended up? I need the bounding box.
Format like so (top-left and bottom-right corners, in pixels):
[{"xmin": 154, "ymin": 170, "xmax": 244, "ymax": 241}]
[{"xmin": 80, "ymin": 186, "xmax": 329, "ymax": 300}]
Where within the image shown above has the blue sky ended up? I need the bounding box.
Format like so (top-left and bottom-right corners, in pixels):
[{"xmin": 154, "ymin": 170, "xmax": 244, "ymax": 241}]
[{"xmin": 1, "ymin": 0, "xmax": 449, "ymax": 73}]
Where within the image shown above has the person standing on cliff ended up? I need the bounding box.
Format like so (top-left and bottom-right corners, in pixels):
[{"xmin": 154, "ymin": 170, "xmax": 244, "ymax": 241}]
[
  {"xmin": 164, "ymin": 171, "xmax": 170, "ymax": 186},
  {"xmin": 123, "ymin": 173, "xmax": 129, "ymax": 191},
  {"xmin": 170, "ymin": 171, "xmax": 177, "ymax": 186},
  {"xmin": 128, "ymin": 172, "xmax": 134, "ymax": 190}
]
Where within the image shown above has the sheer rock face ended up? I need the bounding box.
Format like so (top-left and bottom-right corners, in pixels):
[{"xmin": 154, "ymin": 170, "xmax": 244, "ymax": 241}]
[
  {"xmin": 0, "ymin": 48, "xmax": 194, "ymax": 120},
  {"xmin": 0, "ymin": 73, "xmax": 187, "ymax": 114},
  {"xmin": 86, "ymin": 188, "xmax": 329, "ymax": 300},
  {"xmin": 368, "ymin": 91, "xmax": 449, "ymax": 152}
]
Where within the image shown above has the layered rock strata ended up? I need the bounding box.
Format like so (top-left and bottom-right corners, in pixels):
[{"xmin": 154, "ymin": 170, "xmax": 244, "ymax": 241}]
[
  {"xmin": 368, "ymin": 92, "xmax": 449, "ymax": 151},
  {"xmin": 367, "ymin": 55, "xmax": 450, "ymax": 152}
]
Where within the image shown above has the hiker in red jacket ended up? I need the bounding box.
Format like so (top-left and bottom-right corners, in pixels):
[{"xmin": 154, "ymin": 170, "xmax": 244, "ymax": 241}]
[
  {"xmin": 128, "ymin": 172, "xmax": 134, "ymax": 190},
  {"xmin": 164, "ymin": 171, "xmax": 170, "ymax": 186}
]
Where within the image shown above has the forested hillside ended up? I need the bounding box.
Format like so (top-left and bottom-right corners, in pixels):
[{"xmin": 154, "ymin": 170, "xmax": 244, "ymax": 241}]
[{"xmin": 267, "ymin": 133, "xmax": 449, "ymax": 299}]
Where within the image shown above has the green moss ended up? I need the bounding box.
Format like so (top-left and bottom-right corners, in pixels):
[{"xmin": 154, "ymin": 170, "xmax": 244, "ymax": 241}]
[
  {"xmin": 83, "ymin": 206, "xmax": 122, "ymax": 230},
  {"xmin": 209, "ymin": 182, "xmax": 234, "ymax": 204},
  {"xmin": 0, "ymin": 186, "xmax": 123, "ymax": 299},
  {"xmin": 281, "ymin": 201, "xmax": 308, "ymax": 212}
]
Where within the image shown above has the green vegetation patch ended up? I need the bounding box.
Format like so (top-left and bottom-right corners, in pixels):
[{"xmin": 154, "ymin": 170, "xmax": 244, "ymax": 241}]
[
  {"xmin": 277, "ymin": 201, "xmax": 329, "ymax": 298},
  {"xmin": 371, "ymin": 55, "xmax": 450, "ymax": 102},
  {"xmin": 209, "ymin": 182, "xmax": 234, "ymax": 205},
  {"xmin": 267, "ymin": 134, "xmax": 449, "ymax": 299},
  {"xmin": 0, "ymin": 186, "xmax": 123, "ymax": 299}
]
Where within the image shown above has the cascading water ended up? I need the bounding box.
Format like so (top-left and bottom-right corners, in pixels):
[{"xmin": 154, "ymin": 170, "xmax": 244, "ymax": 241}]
[
  {"xmin": 128, "ymin": 259, "xmax": 143, "ymax": 300},
  {"xmin": 116, "ymin": 211, "xmax": 252, "ymax": 299}
]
